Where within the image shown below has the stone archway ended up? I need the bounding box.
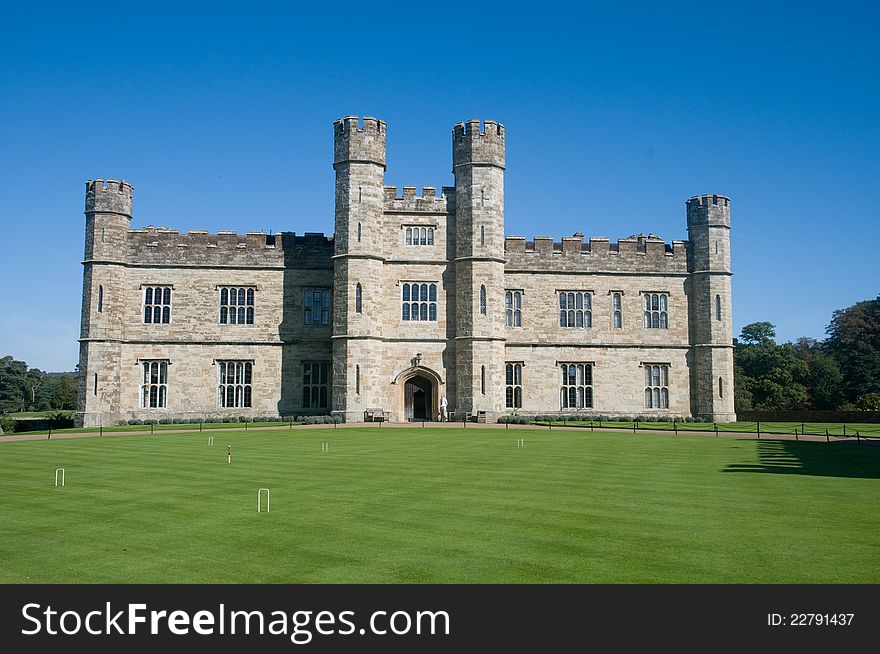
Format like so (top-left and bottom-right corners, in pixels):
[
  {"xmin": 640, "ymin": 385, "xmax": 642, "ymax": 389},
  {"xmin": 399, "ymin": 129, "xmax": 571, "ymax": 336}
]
[
  {"xmin": 392, "ymin": 365, "xmax": 444, "ymax": 422},
  {"xmin": 404, "ymin": 375, "xmax": 434, "ymax": 421}
]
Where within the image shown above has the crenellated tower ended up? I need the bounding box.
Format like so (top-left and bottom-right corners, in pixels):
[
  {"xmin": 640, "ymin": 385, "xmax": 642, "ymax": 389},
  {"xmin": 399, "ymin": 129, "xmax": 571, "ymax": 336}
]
[
  {"xmin": 452, "ymin": 120, "xmax": 507, "ymax": 419},
  {"xmin": 77, "ymin": 179, "xmax": 133, "ymax": 427},
  {"xmin": 331, "ymin": 116, "xmax": 387, "ymax": 421},
  {"xmin": 687, "ymin": 194, "xmax": 736, "ymax": 421}
]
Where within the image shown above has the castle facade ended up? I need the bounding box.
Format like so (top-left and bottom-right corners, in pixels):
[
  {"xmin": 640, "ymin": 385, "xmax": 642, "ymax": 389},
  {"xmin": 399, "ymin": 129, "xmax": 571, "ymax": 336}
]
[{"xmin": 76, "ymin": 116, "xmax": 735, "ymax": 426}]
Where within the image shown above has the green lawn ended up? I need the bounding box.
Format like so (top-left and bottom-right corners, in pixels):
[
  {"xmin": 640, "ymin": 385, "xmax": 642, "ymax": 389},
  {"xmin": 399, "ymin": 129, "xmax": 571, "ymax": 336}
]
[
  {"xmin": 539, "ymin": 420, "xmax": 880, "ymax": 437},
  {"xmin": 0, "ymin": 428, "xmax": 877, "ymax": 583}
]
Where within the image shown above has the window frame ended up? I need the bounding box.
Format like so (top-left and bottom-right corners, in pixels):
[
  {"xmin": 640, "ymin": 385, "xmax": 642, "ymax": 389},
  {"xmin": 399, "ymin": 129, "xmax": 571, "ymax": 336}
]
[
  {"xmin": 302, "ymin": 361, "xmax": 331, "ymax": 409},
  {"xmin": 140, "ymin": 359, "xmax": 169, "ymax": 408},
  {"xmin": 142, "ymin": 286, "xmax": 172, "ymax": 325},
  {"xmin": 219, "ymin": 286, "xmax": 255, "ymax": 325},
  {"xmin": 505, "ymin": 290, "xmax": 523, "ymax": 328},
  {"xmin": 642, "ymin": 292, "xmax": 669, "ymax": 330},
  {"xmin": 400, "ymin": 282, "xmax": 438, "ymax": 322},
  {"xmin": 403, "ymin": 225, "xmax": 436, "ymax": 247},
  {"xmin": 558, "ymin": 291, "xmax": 593, "ymax": 329},
  {"xmin": 643, "ymin": 363, "xmax": 670, "ymax": 409},
  {"xmin": 559, "ymin": 362, "xmax": 594, "ymax": 410},
  {"xmin": 505, "ymin": 362, "xmax": 523, "ymax": 409},
  {"xmin": 217, "ymin": 360, "xmax": 253, "ymax": 408},
  {"xmin": 303, "ymin": 288, "xmax": 331, "ymax": 327}
]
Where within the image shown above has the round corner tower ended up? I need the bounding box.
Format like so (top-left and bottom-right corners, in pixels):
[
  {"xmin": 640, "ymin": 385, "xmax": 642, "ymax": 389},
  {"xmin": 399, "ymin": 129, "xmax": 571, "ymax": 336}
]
[
  {"xmin": 77, "ymin": 179, "xmax": 133, "ymax": 427},
  {"xmin": 452, "ymin": 119, "xmax": 507, "ymax": 419},
  {"xmin": 686, "ymin": 193, "xmax": 736, "ymax": 422},
  {"xmin": 331, "ymin": 116, "xmax": 387, "ymax": 421}
]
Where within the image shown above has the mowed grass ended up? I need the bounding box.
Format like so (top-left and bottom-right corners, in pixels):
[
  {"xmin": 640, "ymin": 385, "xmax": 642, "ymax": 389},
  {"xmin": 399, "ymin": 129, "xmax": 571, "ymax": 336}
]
[{"xmin": 0, "ymin": 428, "xmax": 878, "ymax": 583}]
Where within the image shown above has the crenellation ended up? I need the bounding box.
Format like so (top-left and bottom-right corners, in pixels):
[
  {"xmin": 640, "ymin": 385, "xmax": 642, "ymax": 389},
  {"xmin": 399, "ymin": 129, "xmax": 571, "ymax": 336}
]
[{"xmin": 383, "ymin": 185, "xmax": 453, "ymax": 213}]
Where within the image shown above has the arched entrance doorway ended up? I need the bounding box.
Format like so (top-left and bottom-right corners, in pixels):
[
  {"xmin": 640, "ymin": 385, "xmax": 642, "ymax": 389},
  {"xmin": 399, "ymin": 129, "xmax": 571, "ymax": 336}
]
[{"xmin": 404, "ymin": 375, "xmax": 434, "ymax": 421}]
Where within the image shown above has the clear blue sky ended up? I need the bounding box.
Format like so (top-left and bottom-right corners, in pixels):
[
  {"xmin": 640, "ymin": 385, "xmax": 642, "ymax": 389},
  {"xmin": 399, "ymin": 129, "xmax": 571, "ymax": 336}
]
[{"xmin": 1, "ymin": 1, "xmax": 878, "ymax": 371}]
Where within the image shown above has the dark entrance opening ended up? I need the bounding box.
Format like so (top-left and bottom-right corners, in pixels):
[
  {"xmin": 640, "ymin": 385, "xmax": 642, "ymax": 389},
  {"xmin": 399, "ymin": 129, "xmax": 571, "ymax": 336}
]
[{"xmin": 404, "ymin": 375, "xmax": 434, "ymax": 421}]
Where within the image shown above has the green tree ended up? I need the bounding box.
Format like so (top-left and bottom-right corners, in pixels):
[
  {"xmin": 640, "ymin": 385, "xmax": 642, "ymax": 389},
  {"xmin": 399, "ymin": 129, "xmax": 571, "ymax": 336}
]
[
  {"xmin": 825, "ymin": 295, "xmax": 880, "ymax": 402},
  {"xmin": 734, "ymin": 324, "xmax": 809, "ymax": 410},
  {"xmin": 855, "ymin": 393, "xmax": 880, "ymax": 411},
  {"xmin": 792, "ymin": 337, "xmax": 845, "ymax": 410}
]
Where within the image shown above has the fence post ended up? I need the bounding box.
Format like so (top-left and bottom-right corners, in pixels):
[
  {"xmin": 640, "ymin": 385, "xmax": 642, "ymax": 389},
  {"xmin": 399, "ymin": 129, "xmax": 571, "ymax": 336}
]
[
  {"xmin": 714, "ymin": 422, "xmax": 718, "ymax": 437},
  {"xmin": 674, "ymin": 420, "xmax": 678, "ymax": 436},
  {"xmin": 590, "ymin": 420, "xmax": 594, "ymax": 432},
  {"xmin": 843, "ymin": 424, "xmax": 846, "ymax": 436},
  {"xmin": 100, "ymin": 425, "xmax": 103, "ymax": 437},
  {"xmin": 200, "ymin": 422, "xmax": 203, "ymax": 432},
  {"xmin": 826, "ymin": 429, "xmax": 830, "ymax": 443},
  {"xmin": 802, "ymin": 421, "xmax": 805, "ymax": 436},
  {"xmin": 757, "ymin": 421, "xmax": 760, "ymax": 439},
  {"xmin": 633, "ymin": 421, "xmax": 637, "ymax": 434},
  {"xmin": 151, "ymin": 423, "xmax": 154, "ymax": 435},
  {"xmin": 48, "ymin": 427, "xmax": 52, "ymax": 439},
  {"xmin": 794, "ymin": 428, "xmax": 799, "ymax": 441},
  {"xmin": 857, "ymin": 431, "xmax": 861, "ymax": 445}
]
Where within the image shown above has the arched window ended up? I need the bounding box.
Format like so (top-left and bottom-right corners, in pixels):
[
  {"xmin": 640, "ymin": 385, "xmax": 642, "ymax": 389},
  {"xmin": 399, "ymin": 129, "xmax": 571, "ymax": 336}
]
[
  {"xmin": 719, "ymin": 377, "xmax": 724, "ymax": 398},
  {"xmin": 480, "ymin": 225, "xmax": 485, "ymax": 246},
  {"xmin": 357, "ymin": 222, "xmax": 362, "ymax": 243},
  {"xmin": 480, "ymin": 285, "xmax": 487, "ymax": 315},
  {"xmin": 355, "ymin": 283, "xmax": 362, "ymax": 313},
  {"xmin": 715, "ymin": 294, "xmax": 722, "ymax": 321},
  {"xmin": 97, "ymin": 285, "xmax": 103, "ymax": 313},
  {"xmin": 356, "ymin": 364, "xmax": 360, "ymax": 395},
  {"xmin": 481, "ymin": 365, "xmax": 486, "ymax": 395},
  {"xmin": 93, "ymin": 373, "xmax": 98, "ymax": 396}
]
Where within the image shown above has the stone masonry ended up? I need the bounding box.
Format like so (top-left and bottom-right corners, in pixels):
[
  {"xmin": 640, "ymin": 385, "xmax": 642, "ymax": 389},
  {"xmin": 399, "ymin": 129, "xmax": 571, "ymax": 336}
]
[{"xmin": 76, "ymin": 117, "xmax": 736, "ymax": 427}]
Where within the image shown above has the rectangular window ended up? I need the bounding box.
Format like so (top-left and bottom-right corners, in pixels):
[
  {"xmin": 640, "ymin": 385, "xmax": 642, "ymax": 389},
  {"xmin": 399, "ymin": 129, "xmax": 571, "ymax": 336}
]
[
  {"xmin": 505, "ymin": 290, "xmax": 522, "ymax": 327},
  {"xmin": 302, "ymin": 361, "xmax": 330, "ymax": 409},
  {"xmin": 642, "ymin": 293, "xmax": 669, "ymax": 329},
  {"xmin": 612, "ymin": 292, "xmax": 622, "ymax": 329},
  {"xmin": 218, "ymin": 360, "xmax": 253, "ymax": 408},
  {"xmin": 404, "ymin": 226, "xmax": 435, "ymax": 246},
  {"xmin": 140, "ymin": 360, "xmax": 168, "ymax": 408},
  {"xmin": 219, "ymin": 287, "xmax": 255, "ymax": 325},
  {"xmin": 304, "ymin": 288, "xmax": 331, "ymax": 326},
  {"xmin": 559, "ymin": 291, "xmax": 592, "ymax": 328},
  {"xmin": 644, "ymin": 364, "xmax": 669, "ymax": 409},
  {"xmin": 401, "ymin": 282, "xmax": 438, "ymax": 322},
  {"xmin": 143, "ymin": 286, "xmax": 171, "ymax": 324},
  {"xmin": 505, "ymin": 362, "xmax": 523, "ymax": 408},
  {"xmin": 560, "ymin": 363, "xmax": 593, "ymax": 409}
]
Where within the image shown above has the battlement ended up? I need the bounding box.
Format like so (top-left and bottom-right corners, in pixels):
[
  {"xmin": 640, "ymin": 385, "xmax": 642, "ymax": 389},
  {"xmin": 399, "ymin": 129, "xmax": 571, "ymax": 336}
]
[
  {"xmin": 504, "ymin": 233, "xmax": 688, "ymax": 272},
  {"xmin": 122, "ymin": 228, "xmax": 333, "ymax": 267},
  {"xmin": 85, "ymin": 179, "xmax": 133, "ymax": 216},
  {"xmin": 686, "ymin": 194, "xmax": 730, "ymax": 227},
  {"xmin": 333, "ymin": 115, "xmax": 387, "ymax": 167},
  {"xmin": 383, "ymin": 185, "xmax": 455, "ymax": 213},
  {"xmin": 453, "ymin": 119, "xmax": 505, "ymax": 169}
]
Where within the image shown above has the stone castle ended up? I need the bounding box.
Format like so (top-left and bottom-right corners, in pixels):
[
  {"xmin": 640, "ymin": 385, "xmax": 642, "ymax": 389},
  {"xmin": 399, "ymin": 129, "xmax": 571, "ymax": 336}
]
[{"xmin": 76, "ymin": 116, "xmax": 735, "ymax": 427}]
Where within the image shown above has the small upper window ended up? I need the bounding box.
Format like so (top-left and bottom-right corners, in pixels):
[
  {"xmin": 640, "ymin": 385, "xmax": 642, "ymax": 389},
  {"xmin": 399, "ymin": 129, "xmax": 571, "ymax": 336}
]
[
  {"xmin": 304, "ymin": 289, "xmax": 331, "ymax": 326},
  {"xmin": 715, "ymin": 294, "xmax": 722, "ymax": 321},
  {"xmin": 220, "ymin": 287, "xmax": 255, "ymax": 325},
  {"xmin": 404, "ymin": 226, "xmax": 434, "ymax": 246},
  {"xmin": 505, "ymin": 291, "xmax": 522, "ymax": 327},
  {"xmin": 355, "ymin": 283, "xmax": 363, "ymax": 314},
  {"xmin": 559, "ymin": 291, "xmax": 592, "ymax": 328},
  {"xmin": 143, "ymin": 286, "xmax": 171, "ymax": 324},
  {"xmin": 612, "ymin": 292, "xmax": 622, "ymax": 329},
  {"xmin": 480, "ymin": 285, "xmax": 487, "ymax": 315},
  {"xmin": 643, "ymin": 293, "xmax": 668, "ymax": 329},
  {"xmin": 97, "ymin": 285, "xmax": 104, "ymax": 313}
]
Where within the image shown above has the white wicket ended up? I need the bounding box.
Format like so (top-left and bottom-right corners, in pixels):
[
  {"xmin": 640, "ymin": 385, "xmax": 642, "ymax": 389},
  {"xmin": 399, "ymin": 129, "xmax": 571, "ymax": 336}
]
[
  {"xmin": 55, "ymin": 468, "xmax": 65, "ymax": 487},
  {"xmin": 208, "ymin": 436, "xmax": 214, "ymax": 446},
  {"xmin": 258, "ymin": 488, "xmax": 270, "ymax": 513},
  {"xmin": 517, "ymin": 438, "xmax": 525, "ymax": 448},
  {"xmin": 321, "ymin": 441, "xmax": 329, "ymax": 452}
]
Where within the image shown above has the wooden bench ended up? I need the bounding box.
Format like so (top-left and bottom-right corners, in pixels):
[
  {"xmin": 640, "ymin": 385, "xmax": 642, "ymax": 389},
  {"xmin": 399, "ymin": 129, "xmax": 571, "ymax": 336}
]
[
  {"xmin": 450, "ymin": 411, "xmax": 473, "ymax": 422},
  {"xmin": 364, "ymin": 407, "xmax": 390, "ymax": 422}
]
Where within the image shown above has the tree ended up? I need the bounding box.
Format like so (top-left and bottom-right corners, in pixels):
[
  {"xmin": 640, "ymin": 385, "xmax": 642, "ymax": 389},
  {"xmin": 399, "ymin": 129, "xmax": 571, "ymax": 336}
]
[
  {"xmin": 825, "ymin": 295, "xmax": 880, "ymax": 402},
  {"xmin": 739, "ymin": 321, "xmax": 776, "ymax": 346},
  {"xmin": 734, "ymin": 324, "xmax": 809, "ymax": 410},
  {"xmin": 792, "ymin": 337, "xmax": 845, "ymax": 410},
  {"xmin": 856, "ymin": 393, "xmax": 880, "ymax": 411}
]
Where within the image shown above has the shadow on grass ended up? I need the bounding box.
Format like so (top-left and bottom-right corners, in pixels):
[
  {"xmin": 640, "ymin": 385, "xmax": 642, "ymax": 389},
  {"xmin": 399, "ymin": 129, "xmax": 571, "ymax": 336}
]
[{"xmin": 723, "ymin": 439, "xmax": 880, "ymax": 479}]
